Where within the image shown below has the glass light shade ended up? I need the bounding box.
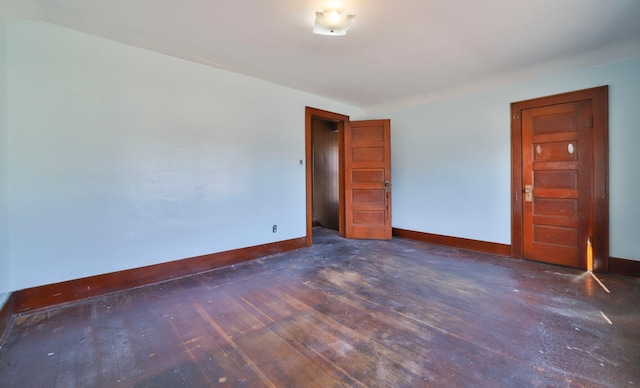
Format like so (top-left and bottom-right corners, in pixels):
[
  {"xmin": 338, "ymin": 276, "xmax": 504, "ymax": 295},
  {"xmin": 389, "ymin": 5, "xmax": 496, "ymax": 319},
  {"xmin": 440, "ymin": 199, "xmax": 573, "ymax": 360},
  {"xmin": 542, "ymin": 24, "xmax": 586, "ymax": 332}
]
[{"xmin": 313, "ymin": 10, "xmax": 355, "ymax": 36}]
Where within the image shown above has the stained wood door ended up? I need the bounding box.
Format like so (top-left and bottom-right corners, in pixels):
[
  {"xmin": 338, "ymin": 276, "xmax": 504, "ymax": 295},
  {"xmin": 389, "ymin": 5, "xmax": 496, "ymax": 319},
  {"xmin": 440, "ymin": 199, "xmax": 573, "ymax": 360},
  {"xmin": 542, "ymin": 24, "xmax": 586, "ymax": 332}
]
[
  {"xmin": 512, "ymin": 86, "xmax": 608, "ymax": 271},
  {"xmin": 345, "ymin": 119, "xmax": 392, "ymax": 239},
  {"xmin": 522, "ymin": 102, "xmax": 592, "ymax": 267}
]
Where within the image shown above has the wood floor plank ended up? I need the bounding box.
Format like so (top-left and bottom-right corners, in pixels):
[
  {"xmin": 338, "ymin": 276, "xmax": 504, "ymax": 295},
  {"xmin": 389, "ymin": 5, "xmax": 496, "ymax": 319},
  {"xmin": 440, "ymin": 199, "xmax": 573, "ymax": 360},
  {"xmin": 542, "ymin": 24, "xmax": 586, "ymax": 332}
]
[
  {"xmin": 231, "ymin": 292, "xmax": 368, "ymax": 387},
  {"xmin": 232, "ymin": 284, "xmax": 411, "ymax": 386}
]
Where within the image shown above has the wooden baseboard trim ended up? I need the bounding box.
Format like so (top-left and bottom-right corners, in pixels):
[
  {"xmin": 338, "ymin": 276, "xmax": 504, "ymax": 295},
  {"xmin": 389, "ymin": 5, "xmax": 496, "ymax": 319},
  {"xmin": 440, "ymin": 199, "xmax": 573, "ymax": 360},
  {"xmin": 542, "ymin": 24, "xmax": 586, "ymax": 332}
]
[
  {"xmin": 0, "ymin": 293, "xmax": 15, "ymax": 345},
  {"xmin": 392, "ymin": 228, "xmax": 511, "ymax": 257},
  {"xmin": 12, "ymin": 237, "xmax": 306, "ymax": 314},
  {"xmin": 608, "ymin": 257, "xmax": 640, "ymax": 278}
]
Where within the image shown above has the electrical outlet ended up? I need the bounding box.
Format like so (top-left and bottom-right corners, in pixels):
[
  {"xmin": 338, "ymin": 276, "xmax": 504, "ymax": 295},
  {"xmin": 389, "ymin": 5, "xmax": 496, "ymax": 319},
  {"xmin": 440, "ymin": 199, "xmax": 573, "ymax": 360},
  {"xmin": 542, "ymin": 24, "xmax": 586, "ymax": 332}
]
[{"xmin": 272, "ymin": 225, "xmax": 277, "ymax": 233}]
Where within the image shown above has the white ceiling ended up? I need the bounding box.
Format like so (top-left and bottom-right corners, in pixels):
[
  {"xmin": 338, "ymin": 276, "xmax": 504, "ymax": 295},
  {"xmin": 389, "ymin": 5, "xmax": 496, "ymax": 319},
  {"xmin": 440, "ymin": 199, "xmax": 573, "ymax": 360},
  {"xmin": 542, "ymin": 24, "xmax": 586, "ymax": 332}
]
[{"xmin": 2, "ymin": 0, "xmax": 640, "ymax": 113}]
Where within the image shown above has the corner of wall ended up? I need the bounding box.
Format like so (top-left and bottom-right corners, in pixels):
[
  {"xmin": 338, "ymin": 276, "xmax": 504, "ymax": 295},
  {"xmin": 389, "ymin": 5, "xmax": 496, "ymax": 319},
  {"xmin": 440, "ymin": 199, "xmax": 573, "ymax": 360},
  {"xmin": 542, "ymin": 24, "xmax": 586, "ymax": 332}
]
[
  {"xmin": 0, "ymin": 20, "xmax": 10, "ymax": 295},
  {"xmin": 0, "ymin": 292, "xmax": 9, "ymax": 313}
]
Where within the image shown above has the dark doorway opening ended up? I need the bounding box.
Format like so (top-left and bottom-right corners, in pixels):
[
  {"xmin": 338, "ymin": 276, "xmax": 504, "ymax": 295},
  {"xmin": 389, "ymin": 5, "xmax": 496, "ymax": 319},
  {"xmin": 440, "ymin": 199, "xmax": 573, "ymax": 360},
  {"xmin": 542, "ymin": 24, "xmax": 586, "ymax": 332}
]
[{"xmin": 311, "ymin": 117, "xmax": 340, "ymax": 231}]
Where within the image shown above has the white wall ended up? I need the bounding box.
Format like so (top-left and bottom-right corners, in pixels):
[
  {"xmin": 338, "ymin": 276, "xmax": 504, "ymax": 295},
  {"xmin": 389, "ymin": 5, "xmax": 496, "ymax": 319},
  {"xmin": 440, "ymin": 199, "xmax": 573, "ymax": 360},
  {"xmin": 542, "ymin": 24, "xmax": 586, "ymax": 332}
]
[
  {"xmin": 6, "ymin": 21, "xmax": 363, "ymax": 291},
  {"xmin": 380, "ymin": 57, "xmax": 640, "ymax": 261},
  {"xmin": 0, "ymin": 21, "xmax": 10, "ymax": 301}
]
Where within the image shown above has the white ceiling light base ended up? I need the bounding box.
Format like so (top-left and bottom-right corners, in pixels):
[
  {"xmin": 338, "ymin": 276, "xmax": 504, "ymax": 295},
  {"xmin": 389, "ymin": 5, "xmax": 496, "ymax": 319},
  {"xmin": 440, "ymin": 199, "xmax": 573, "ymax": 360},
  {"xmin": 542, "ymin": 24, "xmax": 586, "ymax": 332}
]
[{"xmin": 313, "ymin": 10, "xmax": 355, "ymax": 36}]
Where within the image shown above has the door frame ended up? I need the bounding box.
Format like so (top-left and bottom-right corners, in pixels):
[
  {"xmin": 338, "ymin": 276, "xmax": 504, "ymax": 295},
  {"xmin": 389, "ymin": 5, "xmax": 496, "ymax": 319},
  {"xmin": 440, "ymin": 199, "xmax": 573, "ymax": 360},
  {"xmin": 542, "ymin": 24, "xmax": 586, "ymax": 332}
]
[
  {"xmin": 510, "ymin": 86, "xmax": 609, "ymax": 272},
  {"xmin": 305, "ymin": 107, "xmax": 349, "ymax": 246}
]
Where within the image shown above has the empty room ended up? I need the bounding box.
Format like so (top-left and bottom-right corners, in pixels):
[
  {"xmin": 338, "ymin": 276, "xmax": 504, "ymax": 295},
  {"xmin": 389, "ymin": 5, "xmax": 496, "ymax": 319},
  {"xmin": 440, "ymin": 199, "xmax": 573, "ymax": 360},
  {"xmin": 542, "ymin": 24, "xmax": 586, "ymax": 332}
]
[{"xmin": 1, "ymin": 1, "xmax": 639, "ymax": 386}]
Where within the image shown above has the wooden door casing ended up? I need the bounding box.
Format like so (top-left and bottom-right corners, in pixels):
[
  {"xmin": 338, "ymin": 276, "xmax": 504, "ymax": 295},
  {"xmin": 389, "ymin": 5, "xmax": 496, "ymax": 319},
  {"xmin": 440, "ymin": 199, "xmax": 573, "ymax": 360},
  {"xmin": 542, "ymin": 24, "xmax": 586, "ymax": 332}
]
[
  {"xmin": 511, "ymin": 86, "xmax": 608, "ymax": 272},
  {"xmin": 345, "ymin": 120, "xmax": 392, "ymax": 240}
]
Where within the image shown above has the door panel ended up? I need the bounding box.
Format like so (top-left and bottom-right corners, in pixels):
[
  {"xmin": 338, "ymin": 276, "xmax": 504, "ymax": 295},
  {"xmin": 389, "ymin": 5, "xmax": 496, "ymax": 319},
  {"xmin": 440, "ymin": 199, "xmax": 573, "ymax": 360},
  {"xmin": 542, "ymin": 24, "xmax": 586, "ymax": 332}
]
[
  {"xmin": 522, "ymin": 101, "xmax": 592, "ymax": 268},
  {"xmin": 345, "ymin": 120, "xmax": 392, "ymax": 240}
]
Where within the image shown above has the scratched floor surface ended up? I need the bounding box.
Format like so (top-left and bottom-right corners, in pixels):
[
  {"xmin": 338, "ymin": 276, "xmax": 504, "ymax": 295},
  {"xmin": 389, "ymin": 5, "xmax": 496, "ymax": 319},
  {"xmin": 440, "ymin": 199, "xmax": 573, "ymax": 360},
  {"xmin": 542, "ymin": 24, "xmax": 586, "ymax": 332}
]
[{"xmin": 0, "ymin": 228, "xmax": 639, "ymax": 387}]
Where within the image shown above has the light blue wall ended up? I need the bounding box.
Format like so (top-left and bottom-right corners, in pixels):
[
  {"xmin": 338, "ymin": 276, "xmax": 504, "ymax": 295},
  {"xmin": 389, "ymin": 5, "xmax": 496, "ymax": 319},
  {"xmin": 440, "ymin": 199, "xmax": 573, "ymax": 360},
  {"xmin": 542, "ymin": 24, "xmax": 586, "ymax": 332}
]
[
  {"xmin": 5, "ymin": 21, "xmax": 639, "ymax": 293},
  {"xmin": 380, "ymin": 57, "xmax": 640, "ymax": 261},
  {"xmin": 6, "ymin": 21, "xmax": 363, "ymax": 291},
  {"xmin": 0, "ymin": 21, "xmax": 10, "ymax": 301}
]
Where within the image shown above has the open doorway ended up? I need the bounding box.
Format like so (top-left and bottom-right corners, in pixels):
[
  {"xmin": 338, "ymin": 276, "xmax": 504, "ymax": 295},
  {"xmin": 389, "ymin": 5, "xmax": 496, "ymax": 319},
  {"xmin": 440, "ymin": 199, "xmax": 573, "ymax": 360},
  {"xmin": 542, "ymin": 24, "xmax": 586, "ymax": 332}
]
[
  {"xmin": 305, "ymin": 107, "xmax": 393, "ymax": 246},
  {"xmin": 305, "ymin": 107, "xmax": 348, "ymax": 246},
  {"xmin": 311, "ymin": 117, "xmax": 340, "ymax": 231}
]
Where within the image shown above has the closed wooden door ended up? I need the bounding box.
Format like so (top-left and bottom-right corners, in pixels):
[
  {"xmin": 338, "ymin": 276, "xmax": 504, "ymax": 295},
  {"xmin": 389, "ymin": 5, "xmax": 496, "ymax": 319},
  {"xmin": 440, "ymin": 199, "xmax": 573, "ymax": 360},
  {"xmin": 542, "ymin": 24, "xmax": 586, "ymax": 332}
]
[
  {"xmin": 522, "ymin": 101, "xmax": 592, "ymax": 267},
  {"xmin": 512, "ymin": 86, "xmax": 608, "ymax": 271},
  {"xmin": 345, "ymin": 120, "xmax": 392, "ymax": 240}
]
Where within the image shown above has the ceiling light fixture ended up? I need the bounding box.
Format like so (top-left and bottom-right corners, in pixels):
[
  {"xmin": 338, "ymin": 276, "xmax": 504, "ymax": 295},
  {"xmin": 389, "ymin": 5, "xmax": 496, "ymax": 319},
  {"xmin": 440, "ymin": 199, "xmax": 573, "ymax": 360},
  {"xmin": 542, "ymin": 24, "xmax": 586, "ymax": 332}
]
[{"xmin": 313, "ymin": 10, "xmax": 355, "ymax": 36}]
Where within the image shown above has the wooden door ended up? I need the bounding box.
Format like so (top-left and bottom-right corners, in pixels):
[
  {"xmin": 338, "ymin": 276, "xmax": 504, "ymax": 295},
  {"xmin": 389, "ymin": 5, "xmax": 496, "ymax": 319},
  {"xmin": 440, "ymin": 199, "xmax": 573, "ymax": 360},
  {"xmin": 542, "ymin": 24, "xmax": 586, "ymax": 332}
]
[
  {"xmin": 345, "ymin": 120, "xmax": 392, "ymax": 240},
  {"xmin": 511, "ymin": 86, "xmax": 608, "ymax": 271},
  {"xmin": 522, "ymin": 101, "xmax": 592, "ymax": 267}
]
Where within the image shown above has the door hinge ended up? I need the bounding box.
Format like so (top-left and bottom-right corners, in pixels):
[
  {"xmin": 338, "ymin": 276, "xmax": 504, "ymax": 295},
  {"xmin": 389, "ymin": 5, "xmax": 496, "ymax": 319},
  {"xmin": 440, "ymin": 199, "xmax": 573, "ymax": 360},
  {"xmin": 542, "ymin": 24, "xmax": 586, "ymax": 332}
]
[
  {"xmin": 512, "ymin": 113, "xmax": 520, "ymax": 120},
  {"xmin": 584, "ymin": 118, "xmax": 593, "ymax": 128}
]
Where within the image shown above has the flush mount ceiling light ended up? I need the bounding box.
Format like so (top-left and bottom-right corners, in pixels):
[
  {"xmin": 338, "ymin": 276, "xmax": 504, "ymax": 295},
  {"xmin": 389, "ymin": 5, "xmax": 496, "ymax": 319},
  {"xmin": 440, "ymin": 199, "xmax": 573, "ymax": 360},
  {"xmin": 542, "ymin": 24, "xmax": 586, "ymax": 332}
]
[{"xmin": 313, "ymin": 10, "xmax": 355, "ymax": 36}]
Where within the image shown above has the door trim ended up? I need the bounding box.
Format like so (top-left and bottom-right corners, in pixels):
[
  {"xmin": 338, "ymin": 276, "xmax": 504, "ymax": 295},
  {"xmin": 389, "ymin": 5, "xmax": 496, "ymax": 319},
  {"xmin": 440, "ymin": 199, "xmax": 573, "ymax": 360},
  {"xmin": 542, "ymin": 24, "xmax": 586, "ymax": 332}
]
[
  {"xmin": 510, "ymin": 86, "xmax": 609, "ymax": 272},
  {"xmin": 305, "ymin": 107, "xmax": 349, "ymax": 247}
]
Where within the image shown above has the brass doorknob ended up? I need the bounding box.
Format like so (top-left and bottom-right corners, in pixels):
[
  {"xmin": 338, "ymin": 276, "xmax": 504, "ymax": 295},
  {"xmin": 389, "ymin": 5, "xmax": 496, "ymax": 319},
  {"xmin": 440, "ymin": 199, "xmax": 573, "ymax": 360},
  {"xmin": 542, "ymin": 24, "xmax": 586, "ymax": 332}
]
[{"xmin": 523, "ymin": 184, "xmax": 533, "ymax": 202}]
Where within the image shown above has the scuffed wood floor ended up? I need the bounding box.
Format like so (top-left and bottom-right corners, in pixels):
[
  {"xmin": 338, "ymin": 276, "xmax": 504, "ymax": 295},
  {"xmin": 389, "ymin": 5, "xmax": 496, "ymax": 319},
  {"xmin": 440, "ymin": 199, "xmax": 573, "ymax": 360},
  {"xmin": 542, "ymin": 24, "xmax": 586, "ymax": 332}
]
[{"xmin": 0, "ymin": 228, "xmax": 639, "ymax": 387}]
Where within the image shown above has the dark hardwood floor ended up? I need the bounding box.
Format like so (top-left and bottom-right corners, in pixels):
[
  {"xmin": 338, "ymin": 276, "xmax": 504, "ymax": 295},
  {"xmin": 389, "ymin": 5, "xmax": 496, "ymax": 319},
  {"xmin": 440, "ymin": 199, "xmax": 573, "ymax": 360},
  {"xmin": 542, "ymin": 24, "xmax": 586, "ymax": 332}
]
[{"xmin": 0, "ymin": 228, "xmax": 638, "ymax": 387}]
